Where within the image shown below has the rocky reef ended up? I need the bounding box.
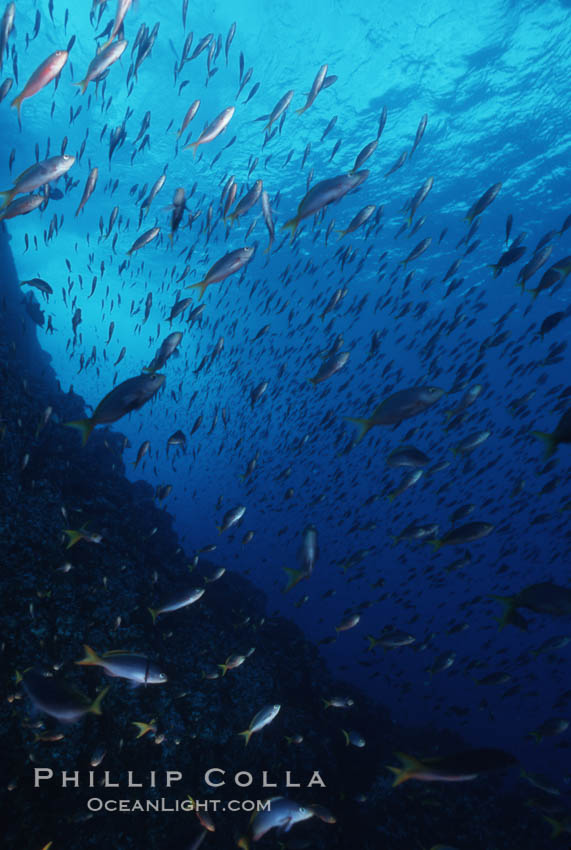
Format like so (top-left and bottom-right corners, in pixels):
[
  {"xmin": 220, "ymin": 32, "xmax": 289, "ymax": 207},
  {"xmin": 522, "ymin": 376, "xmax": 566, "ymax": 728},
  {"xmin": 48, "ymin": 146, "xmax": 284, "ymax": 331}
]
[{"xmin": 0, "ymin": 219, "xmax": 548, "ymax": 848}]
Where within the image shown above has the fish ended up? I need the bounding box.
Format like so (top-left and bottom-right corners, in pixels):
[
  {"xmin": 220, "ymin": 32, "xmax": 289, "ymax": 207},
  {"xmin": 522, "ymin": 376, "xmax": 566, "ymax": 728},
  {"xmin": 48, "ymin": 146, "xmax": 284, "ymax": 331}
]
[
  {"xmin": 429, "ymin": 521, "xmax": 494, "ymax": 551},
  {"xmin": 127, "ymin": 226, "xmax": 160, "ymax": 255},
  {"xmin": 308, "ymin": 351, "xmax": 349, "ymax": 385},
  {"xmin": 11, "ymin": 50, "xmax": 68, "ymax": 124},
  {"xmin": 282, "ymin": 170, "xmax": 369, "ymax": 239},
  {"xmin": 148, "ymin": 587, "xmax": 204, "ymax": 623},
  {"xmin": 295, "ymin": 64, "xmax": 328, "ymax": 115},
  {"xmin": 75, "ymin": 167, "xmax": 98, "ymax": 216},
  {"xmin": 465, "ymin": 182, "xmax": 502, "ymax": 224},
  {"xmin": 283, "ymin": 524, "xmax": 318, "ymax": 591},
  {"xmin": 145, "ymin": 332, "xmax": 183, "ymax": 374},
  {"xmin": 64, "ymin": 373, "xmax": 165, "ymax": 445},
  {"xmin": 387, "ymin": 748, "xmax": 517, "ymax": 786},
  {"xmin": 346, "ymin": 386, "xmax": 445, "ymax": 444},
  {"xmin": 217, "ymin": 505, "xmax": 246, "ymax": 533},
  {"xmin": 531, "ymin": 409, "xmax": 571, "ymax": 459},
  {"xmin": 17, "ymin": 668, "xmax": 109, "ymax": 723},
  {"xmin": 101, "ymin": 0, "xmax": 133, "ymax": 50},
  {"xmin": 238, "ymin": 704, "xmax": 281, "ymax": 745},
  {"xmin": 263, "ymin": 89, "xmax": 294, "ymax": 133},
  {"xmin": 187, "ymin": 246, "xmax": 255, "ymax": 299},
  {"xmin": 75, "ymin": 645, "xmax": 167, "ymax": 684},
  {"xmin": 184, "ymin": 106, "xmax": 234, "ymax": 156},
  {"xmin": 386, "ymin": 445, "xmax": 429, "ymax": 468},
  {"xmin": 75, "ymin": 40, "xmax": 128, "ymax": 93},
  {"xmin": 0, "ymin": 154, "xmax": 75, "ymax": 210},
  {"xmin": 492, "ymin": 582, "xmax": 571, "ymax": 629}
]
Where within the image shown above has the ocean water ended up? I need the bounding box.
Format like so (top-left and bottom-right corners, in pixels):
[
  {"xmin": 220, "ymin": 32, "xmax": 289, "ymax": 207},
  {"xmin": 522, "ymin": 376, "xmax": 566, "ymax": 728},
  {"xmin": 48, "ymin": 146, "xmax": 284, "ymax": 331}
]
[{"xmin": 1, "ymin": 0, "xmax": 571, "ymax": 846}]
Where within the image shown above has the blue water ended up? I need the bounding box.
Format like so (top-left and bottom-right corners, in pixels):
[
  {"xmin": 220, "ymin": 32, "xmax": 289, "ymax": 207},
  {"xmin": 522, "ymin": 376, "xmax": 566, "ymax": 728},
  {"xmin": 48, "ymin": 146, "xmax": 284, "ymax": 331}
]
[{"xmin": 2, "ymin": 0, "xmax": 571, "ymax": 806}]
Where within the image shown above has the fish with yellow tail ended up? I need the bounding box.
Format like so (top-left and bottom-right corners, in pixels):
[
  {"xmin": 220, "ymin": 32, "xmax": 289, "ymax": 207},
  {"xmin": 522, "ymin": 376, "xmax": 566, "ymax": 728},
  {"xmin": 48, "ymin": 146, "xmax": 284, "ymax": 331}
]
[
  {"xmin": 282, "ymin": 171, "xmax": 369, "ymax": 240},
  {"xmin": 283, "ymin": 524, "xmax": 318, "ymax": 592},
  {"xmin": 62, "ymin": 525, "xmax": 103, "ymax": 549},
  {"xmin": 64, "ymin": 373, "xmax": 165, "ymax": 445},
  {"xmin": 346, "ymin": 385, "xmax": 444, "ymax": 445},
  {"xmin": 387, "ymin": 748, "xmax": 517, "ymax": 786},
  {"xmin": 184, "ymin": 107, "xmax": 234, "ymax": 157},
  {"xmin": 238, "ymin": 704, "xmax": 280, "ymax": 746},
  {"xmin": 187, "ymin": 247, "xmax": 255, "ymax": 299}
]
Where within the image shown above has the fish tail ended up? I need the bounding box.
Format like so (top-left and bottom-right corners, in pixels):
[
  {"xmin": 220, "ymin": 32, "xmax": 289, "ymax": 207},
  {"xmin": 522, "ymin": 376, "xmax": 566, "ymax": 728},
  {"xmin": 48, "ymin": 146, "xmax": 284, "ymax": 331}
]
[
  {"xmin": 236, "ymin": 836, "xmax": 250, "ymax": 850},
  {"xmin": 0, "ymin": 190, "xmax": 14, "ymax": 211},
  {"xmin": 341, "ymin": 729, "xmax": 350, "ymax": 746},
  {"xmin": 238, "ymin": 729, "xmax": 253, "ymax": 746},
  {"xmin": 64, "ymin": 418, "xmax": 95, "ymax": 446},
  {"xmin": 63, "ymin": 529, "xmax": 83, "ymax": 549},
  {"xmin": 464, "ymin": 213, "xmax": 474, "ymax": 224},
  {"xmin": 148, "ymin": 608, "xmax": 159, "ymax": 624},
  {"xmin": 387, "ymin": 493, "xmax": 396, "ymax": 503},
  {"xmin": 443, "ymin": 409, "xmax": 455, "ymax": 421},
  {"xmin": 336, "ymin": 230, "xmax": 346, "ymax": 239},
  {"xmin": 307, "ymin": 378, "xmax": 317, "ymax": 387},
  {"xmin": 366, "ymin": 635, "xmax": 377, "ymax": 652},
  {"xmin": 218, "ymin": 663, "xmax": 229, "ymax": 676},
  {"xmin": 490, "ymin": 594, "xmax": 516, "ymax": 630},
  {"xmin": 133, "ymin": 721, "xmax": 155, "ymax": 738},
  {"xmin": 428, "ymin": 539, "xmax": 443, "ymax": 551},
  {"xmin": 386, "ymin": 752, "xmax": 424, "ymax": 787},
  {"xmin": 322, "ymin": 699, "xmax": 331, "ymax": 709},
  {"xmin": 527, "ymin": 287, "xmax": 539, "ymax": 299},
  {"xmin": 75, "ymin": 644, "xmax": 102, "ymax": 667},
  {"xmin": 531, "ymin": 430, "xmax": 557, "ymax": 460},
  {"xmin": 543, "ymin": 816, "xmax": 563, "ymax": 838},
  {"xmin": 406, "ymin": 214, "xmax": 413, "ymax": 228},
  {"xmin": 74, "ymin": 79, "xmax": 89, "ymax": 94},
  {"xmin": 282, "ymin": 567, "xmax": 306, "ymax": 592},
  {"xmin": 188, "ymin": 280, "xmax": 208, "ymax": 300},
  {"xmin": 89, "ymin": 685, "xmax": 110, "ymax": 715},
  {"xmin": 10, "ymin": 94, "xmax": 23, "ymax": 124},
  {"xmin": 530, "ymin": 731, "xmax": 542, "ymax": 744},
  {"xmin": 486, "ymin": 263, "xmax": 500, "ymax": 278},
  {"xmin": 294, "ymin": 106, "xmax": 306, "ymax": 116},
  {"xmin": 282, "ymin": 217, "xmax": 299, "ymax": 239},
  {"xmin": 189, "ymin": 142, "xmax": 199, "ymax": 157},
  {"xmin": 344, "ymin": 416, "xmax": 373, "ymax": 444}
]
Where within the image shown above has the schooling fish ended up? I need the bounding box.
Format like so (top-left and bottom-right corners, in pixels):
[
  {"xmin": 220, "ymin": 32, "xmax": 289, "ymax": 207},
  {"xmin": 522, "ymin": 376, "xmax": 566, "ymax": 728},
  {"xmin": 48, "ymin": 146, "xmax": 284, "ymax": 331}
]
[
  {"xmin": 11, "ymin": 50, "xmax": 68, "ymax": 124},
  {"xmin": 75, "ymin": 40, "xmax": 128, "ymax": 93},
  {"xmin": 16, "ymin": 668, "xmax": 109, "ymax": 723},
  {"xmin": 148, "ymin": 587, "xmax": 204, "ymax": 623},
  {"xmin": 346, "ymin": 385, "xmax": 445, "ymax": 444},
  {"xmin": 64, "ymin": 373, "xmax": 165, "ymax": 445},
  {"xmin": 75, "ymin": 645, "xmax": 167, "ymax": 684},
  {"xmin": 0, "ymin": 154, "xmax": 75, "ymax": 209},
  {"xmin": 282, "ymin": 170, "xmax": 369, "ymax": 239},
  {"xmin": 184, "ymin": 106, "xmax": 234, "ymax": 157},
  {"xmin": 187, "ymin": 246, "xmax": 255, "ymax": 299},
  {"xmin": 387, "ymin": 748, "xmax": 517, "ymax": 786}
]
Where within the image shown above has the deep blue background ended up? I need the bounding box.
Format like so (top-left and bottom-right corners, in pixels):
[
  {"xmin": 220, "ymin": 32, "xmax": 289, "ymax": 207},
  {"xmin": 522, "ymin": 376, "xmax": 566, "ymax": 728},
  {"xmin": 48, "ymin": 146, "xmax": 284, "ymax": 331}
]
[{"xmin": 2, "ymin": 0, "xmax": 570, "ymax": 785}]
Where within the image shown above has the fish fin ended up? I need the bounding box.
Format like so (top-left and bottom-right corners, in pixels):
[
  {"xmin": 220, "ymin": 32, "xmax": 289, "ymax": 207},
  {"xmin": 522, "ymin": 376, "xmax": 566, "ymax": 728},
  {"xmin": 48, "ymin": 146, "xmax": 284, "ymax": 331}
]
[
  {"xmin": 531, "ymin": 430, "xmax": 557, "ymax": 460},
  {"xmin": 344, "ymin": 416, "xmax": 372, "ymax": 444},
  {"xmin": 10, "ymin": 94, "xmax": 23, "ymax": 125},
  {"xmin": 0, "ymin": 190, "xmax": 14, "ymax": 211},
  {"xmin": 341, "ymin": 729, "xmax": 350, "ymax": 746},
  {"xmin": 238, "ymin": 729, "xmax": 253, "ymax": 746},
  {"xmin": 218, "ymin": 663, "xmax": 229, "ymax": 676},
  {"xmin": 183, "ymin": 141, "xmax": 199, "ymax": 157},
  {"xmin": 294, "ymin": 106, "xmax": 307, "ymax": 116},
  {"xmin": 64, "ymin": 418, "xmax": 95, "ymax": 446},
  {"xmin": 74, "ymin": 79, "xmax": 89, "ymax": 94},
  {"xmin": 76, "ymin": 644, "xmax": 102, "ymax": 667},
  {"xmin": 187, "ymin": 280, "xmax": 208, "ymax": 300},
  {"xmin": 366, "ymin": 635, "xmax": 377, "ymax": 652},
  {"xmin": 543, "ymin": 816, "xmax": 563, "ymax": 838},
  {"xmin": 148, "ymin": 608, "xmax": 158, "ymax": 624},
  {"xmin": 386, "ymin": 752, "xmax": 424, "ymax": 787},
  {"xmin": 132, "ymin": 721, "xmax": 155, "ymax": 738},
  {"xmin": 236, "ymin": 837, "xmax": 250, "ymax": 850},
  {"xmin": 63, "ymin": 529, "xmax": 83, "ymax": 549},
  {"xmin": 464, "ymin": 213, "xmax": 474, "ymax": 224},
  {"xmin": 387, "ymin": 493, "xmax": 396, "ymax": 503},
  {"xmin": 89, "ymin": 685, "xmax": 110, "ymax": 715},
  {"xmin": 322, "ymin": 699, "xmax": 331, "ymax": 709},
  {"xmin": 282, "ymin": 217, "xmax": 299, "ymax": 239},
  {"xmin": 428, "ymin": 539, "xmax": 442, "ymax": 551},
  {"xmin": 282, "ymin": 567, "xmax": 306, "ymax": 593}
]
